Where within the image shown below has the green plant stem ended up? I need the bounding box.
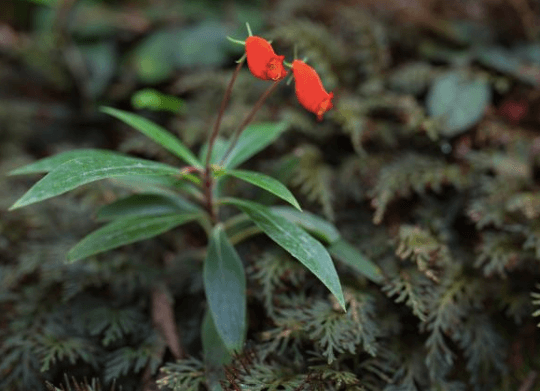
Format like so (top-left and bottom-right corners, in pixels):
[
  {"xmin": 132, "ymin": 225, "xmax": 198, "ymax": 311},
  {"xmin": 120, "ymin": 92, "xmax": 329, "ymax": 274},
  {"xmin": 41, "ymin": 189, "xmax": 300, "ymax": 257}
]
[
  {"xmin": 203, "ymin": 59, "xmax": 245, "ymax": 223},
  {"xmin": 229, "ymin": 225, "xmax": 262, "ymax": 245},
  {"xmin": 227, "ymin": 36, "xmax": 245, "ymax": 45},
  {"xmin": 219, "ymin": 78, "xmax": 282, "ymax": 166},
  {"xmin": 222, "ymin": 212, "xmax": 252, "ymax": 231}
]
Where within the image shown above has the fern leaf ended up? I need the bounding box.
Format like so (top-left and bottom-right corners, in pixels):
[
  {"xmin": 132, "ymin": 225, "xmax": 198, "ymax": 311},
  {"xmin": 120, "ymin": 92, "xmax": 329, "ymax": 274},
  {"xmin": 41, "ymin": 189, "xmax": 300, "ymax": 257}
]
[
  {"xmin": 396, "ymin": 225, "xmax": 451, "ymax": 281},
  {"xmin": 475, "ymin": 231, "xmax": 522, "ymax": 277},
  {"xmin": 156, "ymin": 357, "xmax": 206, "ymax": 391},
  {"xmin": 371, "ymin": 154, "xmax": 468, "ymax": 224},
  {"xmin": 250, "ymin": 250, "xmax": 306, "ymax": 319},
  {"xmin": 383, "ymin": 270, "xmax": 434, "ymax": 321},
  {"xmin": 532, "ymin": 285, "xmax": 540, "ymax": 327},
  {"xmin": 290, "ymin": 145, "xmax": 335, "ymax": 221}
]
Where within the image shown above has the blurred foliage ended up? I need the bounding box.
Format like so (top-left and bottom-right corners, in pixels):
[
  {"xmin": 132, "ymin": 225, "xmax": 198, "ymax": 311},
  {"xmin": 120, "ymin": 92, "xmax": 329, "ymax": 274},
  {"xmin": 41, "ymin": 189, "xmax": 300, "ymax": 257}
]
[{"xmin": 2, "ymin": 0, "xmax": 540, "ymax": 390}]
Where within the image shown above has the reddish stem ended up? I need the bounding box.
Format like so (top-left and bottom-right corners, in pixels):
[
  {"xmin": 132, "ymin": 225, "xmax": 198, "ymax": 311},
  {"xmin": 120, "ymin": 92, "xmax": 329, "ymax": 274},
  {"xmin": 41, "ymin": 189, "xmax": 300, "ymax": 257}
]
[
  {"xmin": 204, "ymin": 59, "xmax": 245, "ymax": 222},
  {"xmin": 220, "ymin": 78, "xmax": 282, "ymax": 165}
]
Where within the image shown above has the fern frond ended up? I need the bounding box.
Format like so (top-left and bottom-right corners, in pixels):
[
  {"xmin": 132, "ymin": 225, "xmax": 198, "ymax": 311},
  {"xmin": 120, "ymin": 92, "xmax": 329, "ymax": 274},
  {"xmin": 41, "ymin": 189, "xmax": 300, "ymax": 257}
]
[
  {"xmin": 467, "ymin": 175, "xmax": 527, "ymax": 229},
  {"xmin": 308, "ymin": 365, "xmax": 362, "ymax": 389},
  {"xmin": 156, "ymin": 356, "xmax": 205, "ymax": 391},
  {"xmin": 270, "ymin": 20, "xmax": 345, "ymax": 89},
  {"xmin": 104, "ymin": 334, "xmax": 162, "ymax": 383},
  {"xmin": 506, "ymin": 191, "xmax": 540, "ymax": 219},
  {"xmin": 85, "ymin": 307, "xmax": 145, "ymax": 346},
  {"xmin": 424, "ymin": 273, "xmax": 484, "ymax": 381},
  {"xmin": 523, "ymin": 221, "xmax": 540, "ymax": 260},
  {"xmin": 396, "ymin": 225, "xmax": 451, "ymax": 281},
  {"xmin": 291, "ymin": 145, "xmax": 335, "ymax": 221},
  {"xmin": 35, "ymin": 333, "xmax": 97, "ymax": 372},
  {"xmin": 335, "ymin": 94, "xmax": 427, "ymax": 155},
  {"xmin": 499, "ymin": 289, "xmax": 533, "ymax": 325},
  {"xmin": 278, "ymin": 107, "xmax": 334, "ymax": 140},
  {"xmin": 221, "ymin": 348, "xmax": 306, "ymax": 391},
  {"xmin": 338, "ymin": 155, "xmax": 388, "ymax": 203},
  {"xmin": 334, "ymin": 95, "xmax": 368, "ymax": 155},
  {"xmin": 475, "ymin": 231, "xmax": 522, "ymax": 277},
  {"xmin": 370, "ymin": 154, "xmax": 468, "ymax": 224},
  {"xmin": 0, "ymin": 334, "xmax": 43, "ymax": 390},
  {"xmin": 383, "ymin": 349, "xmax": 427, "ymax": 391},
  {"xmin": 334, "ymin": 7, "xmax": 390, "ymax": 78},
  {"xmin": 271, "ymin": 290, "xmax": 379, "ymax": 363},
  {"xmin": 532, "ymin": 284, "xmax": 540, "ymax": 327},
  {"xmin": 383, "ymin": 270, "xmax": 435, "ymax": 321},
  {"xmin": 46, "ymin": 374, "xmax": 117, "ymax": 391},
  {"xmin": 249, "ymin": 250, "xmax": 306, "ymax": 319},
  {"xmin": 457, "ymin": 315, "xmax": 507, "ymax": 387}
]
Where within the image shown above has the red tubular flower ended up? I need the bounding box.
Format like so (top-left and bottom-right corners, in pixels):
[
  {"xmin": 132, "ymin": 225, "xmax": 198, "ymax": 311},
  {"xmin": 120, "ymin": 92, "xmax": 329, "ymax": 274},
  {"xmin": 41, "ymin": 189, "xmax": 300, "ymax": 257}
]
[
  {"xmin": 292, "ymin": 60, "xmax": 334, "ymax": 121},
  {"xmin": 245, "ymin": 36, "xmax": 287, "ymax": 81}
]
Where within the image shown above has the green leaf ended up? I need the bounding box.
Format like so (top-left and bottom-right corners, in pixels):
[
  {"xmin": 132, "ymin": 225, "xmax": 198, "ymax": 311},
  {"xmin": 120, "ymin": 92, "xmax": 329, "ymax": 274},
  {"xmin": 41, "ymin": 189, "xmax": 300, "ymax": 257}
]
[
  {"xmin": 10, "ymin": 155, "xmax": 180, "ymax": 210},
  {"xmin": 199, "ymin": 137, "xmax": 229, "ymax": 166},
  {"xmin": 328, "ymin": 239, "xmax": 384, "ymax": 284},
  {"xmin": 173, "ymin": 22, "xmax": 229, "ymax": 69},
  {"xmin": 426, "ymin": 71, "xmax": 491, "ymax": 137},
  {"xmin": 131, "ymin": 88, "xmax": 186, "ymax": 114},
  {"xmin": 67, "ymin": 213, "xmax": 199, "ymax": 262},
  {"xmin": 224, "ymin": 169, "xmax": 301, "ymax": 211},
  {"xmin": 221, "ymin": 122, "xmax": 288, "ymax": 168},
  {"xmin": 476, "ymin": 46, "xmax": 540, "ymax": 86},
  {"xmin": 101, "ymin": 107, "xmax": 201, "ymax": 168},
  {"xmin": 96, "ymin": 193, "xmax": 200, "ymax": 220},
  {"xmin": 9, "ymin": 149, "xmax": 120, "ymax": 176},
  {"xmin": 109, "ymin": 175, "xmax": 184, "ymax": 195},
  {"xmin": 129, "ymin": 29, "xmax": 177, "ymax": 84},
  {"xmin": 80, "ymin": 41, "xmax": 117, "ymax": 99},
  {"xmin": 201, "ymin": 310, "xmax": 231, "ymax": 391},
  {"xmin": 222, "ymin": 198, "xmax": 345, "ymax": 311},
  {"xmin": 203, "ymin": 225, "xmax": 246, "ymax": 352},
  {"xmin": 270, "ymin": 206, "xmax": 383, "ymax": 283},
  {"xmin": 270, "ymin": 206, "xmax": 340, "ymax": 244}
]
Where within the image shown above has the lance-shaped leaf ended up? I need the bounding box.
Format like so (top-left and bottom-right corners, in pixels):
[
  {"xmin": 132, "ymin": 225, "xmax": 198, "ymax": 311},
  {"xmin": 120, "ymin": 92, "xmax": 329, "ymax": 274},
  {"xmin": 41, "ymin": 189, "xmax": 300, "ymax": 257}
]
[
  {"xmin": 199, "ymin": 137, "xmax": 229, "ymax": 166},
  {"xmin": 10, "ymin": 155, "xmax": 180, "ymax": 210},
  {"xmin": 101, "ymin": 106, "xmax": 201, "ymax": 168},
  {"xmin": 261, "ymin": 206, "xmax": 383, "ymax": 284},
  {"xmin": 132, "ymin": 88, "xmax": 186, "ymax": 113},
  {"xmin": 220, "ymin": 122, "xmax": 288, "ymax": 168},
  {"xmin": 328, "ymin": 239, "xmax": 384, "ymax": 284},
  {"xmin": 270, "ymin": 206, "xmax": 340, "ymax": 243},
  {"xmin": 67, "ymin": 213, "xmax": 199, "ymax": 262},
  {"xmin": 222, "ymin": 198, "xmax": 345, "ymax": 311},
  {"xmin": 97, "ymin": 193, "xmax": 200, "ymax": 220},
  {"xmin": 203, "ymin": 225, "xmax": 247, "ymax": 352},
  {"xmin": 223, "ymin": 169, "xmax": 301, "ymax": 211},
  {"xmin": 202, "ymin": 310, "xmax": 231, "ymax": 391},
  {"xmin": 9, "ymin": 149, "xmax": 121, "ymax": 176}
]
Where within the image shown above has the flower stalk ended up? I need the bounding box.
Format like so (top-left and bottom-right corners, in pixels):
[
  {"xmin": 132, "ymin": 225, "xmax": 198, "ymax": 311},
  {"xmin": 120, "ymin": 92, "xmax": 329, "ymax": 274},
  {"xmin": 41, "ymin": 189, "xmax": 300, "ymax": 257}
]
[
  {"xmin": 219, "ymin": 78, "xmax": 282, "ymax": 165},
  {"xmin": 204, "ymin": 59, "xmax": 245, "ymax": 223}
]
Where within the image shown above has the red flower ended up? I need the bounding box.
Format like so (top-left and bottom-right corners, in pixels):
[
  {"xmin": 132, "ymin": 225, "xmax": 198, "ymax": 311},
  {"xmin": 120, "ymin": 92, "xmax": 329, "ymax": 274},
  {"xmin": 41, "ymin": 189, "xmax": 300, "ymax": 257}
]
[
  {"xmin": 292, "ymin": 60, "xmax": 334, "ymax": 121},
  {"xmin": 245, "ymin": 36, "xmax": 287, "ymax": 81}
]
